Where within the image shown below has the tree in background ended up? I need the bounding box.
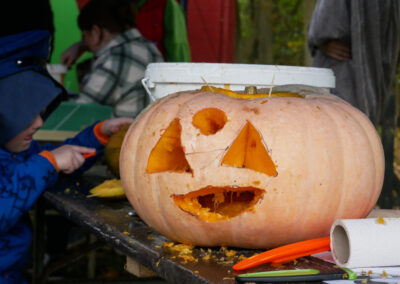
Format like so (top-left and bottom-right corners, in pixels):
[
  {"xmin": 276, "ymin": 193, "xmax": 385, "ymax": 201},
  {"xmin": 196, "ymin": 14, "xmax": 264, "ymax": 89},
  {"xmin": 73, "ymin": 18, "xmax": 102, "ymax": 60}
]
[{"xmin": 234, "ymin": 0, "xmax": 307, "ymax": 66}]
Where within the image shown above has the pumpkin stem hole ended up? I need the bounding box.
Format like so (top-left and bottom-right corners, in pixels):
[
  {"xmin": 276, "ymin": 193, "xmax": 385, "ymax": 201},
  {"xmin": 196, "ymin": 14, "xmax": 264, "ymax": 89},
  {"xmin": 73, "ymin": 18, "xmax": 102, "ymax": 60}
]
[
  {"xmin": 147, "ymin": 118, "xmax": 192, "ymax": 174},
  {"xmin": 172, "ymin": 186, "xmax": 265, "ymax": 222},
  {"xmin": 221, "ymin": 121, "xmax": 277, "ymax": 176},
  {"xmin": 192, "ymin": 108, "xmax": 227, "ymax": 135}
]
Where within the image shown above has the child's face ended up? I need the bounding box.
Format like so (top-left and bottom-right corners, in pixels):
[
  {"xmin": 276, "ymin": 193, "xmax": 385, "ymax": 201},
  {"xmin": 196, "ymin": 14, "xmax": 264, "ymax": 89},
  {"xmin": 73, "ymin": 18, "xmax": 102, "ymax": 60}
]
[{"xmin": 4, "ymin": 115, "xmax": 43, "ymax": 153}]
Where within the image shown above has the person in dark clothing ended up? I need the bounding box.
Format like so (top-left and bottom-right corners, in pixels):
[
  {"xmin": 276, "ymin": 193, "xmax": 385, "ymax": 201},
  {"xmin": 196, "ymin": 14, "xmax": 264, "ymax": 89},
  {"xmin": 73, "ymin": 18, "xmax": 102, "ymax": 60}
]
[
  {"xmin": 308, "ymin": 0, "xmax": 400, "ymax": 126},
  {"xmin": 308, "ymin": 0, "xmax": 400, "ymax": 208}
]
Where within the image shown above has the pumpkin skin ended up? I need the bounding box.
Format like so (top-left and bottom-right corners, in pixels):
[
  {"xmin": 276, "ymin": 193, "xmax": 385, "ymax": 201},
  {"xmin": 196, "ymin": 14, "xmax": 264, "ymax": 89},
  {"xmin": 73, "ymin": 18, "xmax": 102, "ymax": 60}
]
[
  {"xmin": 104, "ymin": 124, "xmax": 130, "ymax": 177},
  {"xmin": 120, "ymin": 90, "xmax": 384, "ymax": 249}
]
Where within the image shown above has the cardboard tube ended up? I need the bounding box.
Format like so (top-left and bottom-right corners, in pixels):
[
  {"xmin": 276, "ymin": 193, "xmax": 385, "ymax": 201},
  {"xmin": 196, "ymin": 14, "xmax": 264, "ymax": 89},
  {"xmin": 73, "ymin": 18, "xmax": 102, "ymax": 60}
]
[{"xmin": 330, "ymin": 218, "xmax": 400, "ymax": 268}]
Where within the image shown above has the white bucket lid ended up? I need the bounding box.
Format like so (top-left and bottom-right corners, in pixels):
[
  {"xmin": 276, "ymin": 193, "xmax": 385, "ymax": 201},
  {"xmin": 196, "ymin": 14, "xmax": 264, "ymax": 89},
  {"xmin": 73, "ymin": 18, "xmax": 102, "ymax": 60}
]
[{"xmin": 144, "ymin": 63, "xmax": 335, "ymax": 88}]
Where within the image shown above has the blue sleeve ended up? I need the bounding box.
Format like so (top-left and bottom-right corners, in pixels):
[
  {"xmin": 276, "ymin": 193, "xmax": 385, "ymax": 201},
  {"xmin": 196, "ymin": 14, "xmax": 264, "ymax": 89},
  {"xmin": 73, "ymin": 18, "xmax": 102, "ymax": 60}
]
[
  {"xmin": 40, "ymin": 122, "xmax": 105, "ymax": 172},
  {"xmin": 0, "ymin": 154, "xmax": 57, "ymax": 233},
  {"xmin": 41, "ymin": 123, "xmax": 104, "ymax": 151},
  {"xmin": 62, "ymin": 123, "xmax": 104, "ymax": 149}
]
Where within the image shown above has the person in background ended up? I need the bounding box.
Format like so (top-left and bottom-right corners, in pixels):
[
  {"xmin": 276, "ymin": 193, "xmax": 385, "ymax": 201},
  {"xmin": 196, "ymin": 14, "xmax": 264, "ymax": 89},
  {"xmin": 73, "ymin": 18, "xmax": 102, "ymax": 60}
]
[
  {"xmin": 75, "ymin": 0, "xmax": 191, "ymax": 62},
  {"xmin": 308, "ymin": 0, "xmax": 400, "ymax": 208},
  {"xmin": 61, "ymin": 0, "xmax": 164, "ymax": 118},
  {"xmin": 0, "ymin": 29, "xmax": 133, "ymax": 283},
  {"xmin": 308, "ymin": 0, "xmax": 400, "ymax": 127},
  {"xmin": 76, "ymin": 58, "xmax": 92, "ymax": 92}
]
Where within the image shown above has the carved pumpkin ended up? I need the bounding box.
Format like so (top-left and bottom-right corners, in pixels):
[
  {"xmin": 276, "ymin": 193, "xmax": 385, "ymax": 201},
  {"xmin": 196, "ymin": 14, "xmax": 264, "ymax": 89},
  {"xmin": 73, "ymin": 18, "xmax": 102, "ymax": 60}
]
[{"xmin": 120, "ymin": 88, "xmax": 384, "ymax": 248}]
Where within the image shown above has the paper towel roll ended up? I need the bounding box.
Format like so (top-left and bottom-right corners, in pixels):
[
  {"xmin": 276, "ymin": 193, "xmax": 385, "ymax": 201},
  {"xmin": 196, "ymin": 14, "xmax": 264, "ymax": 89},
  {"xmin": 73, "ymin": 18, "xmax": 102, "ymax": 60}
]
[{"xmin": 330, "ymin": 218, "xmax": 400, "ymax": 268}]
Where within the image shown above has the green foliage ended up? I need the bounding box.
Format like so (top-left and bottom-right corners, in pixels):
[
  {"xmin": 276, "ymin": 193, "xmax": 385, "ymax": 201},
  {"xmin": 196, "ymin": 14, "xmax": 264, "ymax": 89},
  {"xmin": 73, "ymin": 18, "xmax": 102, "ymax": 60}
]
[
  {"xmin": 270, "ymin": 0, "xmax": 305, "ymax": 65},
  {"xmin": 235, "ymin": 0, "xmax": 306, "ymax": 66},
  {"xmin": 236, "ymin": 0, "xmax": 254, "ymax": 39}
]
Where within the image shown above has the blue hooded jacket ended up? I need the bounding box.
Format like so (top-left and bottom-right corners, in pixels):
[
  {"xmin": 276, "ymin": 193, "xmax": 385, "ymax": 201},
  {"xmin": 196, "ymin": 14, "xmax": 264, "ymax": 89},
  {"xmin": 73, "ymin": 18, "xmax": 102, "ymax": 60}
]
[
  {"xmin": 0, "ymin": 125, "xmax": 104, "ymax": 278},
  {"xmin": 0, "ymin": 30, "xmax": 106, "ymax": 282}
]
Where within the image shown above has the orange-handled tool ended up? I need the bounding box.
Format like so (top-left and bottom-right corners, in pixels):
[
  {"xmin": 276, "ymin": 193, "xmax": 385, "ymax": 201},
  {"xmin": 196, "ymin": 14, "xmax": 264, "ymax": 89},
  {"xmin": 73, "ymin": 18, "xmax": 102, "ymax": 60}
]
[
  {"xmin": 233, "ymin": 236, "xmax": 330, "ymax": 271},
  {"xmin": 82, "ymin": 152, "xmax": 96, "ymax": 159},
  {"xmin": 271, "ymin": 246, "xmax": 330, "ymax": 264}
]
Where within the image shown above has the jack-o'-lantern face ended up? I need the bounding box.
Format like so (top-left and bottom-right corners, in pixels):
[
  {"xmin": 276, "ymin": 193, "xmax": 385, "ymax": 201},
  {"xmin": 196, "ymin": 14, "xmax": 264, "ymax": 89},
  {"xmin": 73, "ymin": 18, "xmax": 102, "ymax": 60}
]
[
  {"xmin": 120, "ymin": 87, "xmax": 384, "ymax": 248},
  {"xmin": 145, "ymin": 94, "xmax": 281, "ymax": 222}
]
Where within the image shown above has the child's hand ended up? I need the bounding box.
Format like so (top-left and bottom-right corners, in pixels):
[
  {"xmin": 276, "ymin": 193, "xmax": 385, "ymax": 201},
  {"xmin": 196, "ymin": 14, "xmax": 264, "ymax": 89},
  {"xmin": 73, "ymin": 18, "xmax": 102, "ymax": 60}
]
[
  {"xmin": 102, "ymin": 117, "xmax": 134, "ymax": 136},
  {"xmin": 51, "ymin": 145, "xmax": 96, "ymax": 174}
]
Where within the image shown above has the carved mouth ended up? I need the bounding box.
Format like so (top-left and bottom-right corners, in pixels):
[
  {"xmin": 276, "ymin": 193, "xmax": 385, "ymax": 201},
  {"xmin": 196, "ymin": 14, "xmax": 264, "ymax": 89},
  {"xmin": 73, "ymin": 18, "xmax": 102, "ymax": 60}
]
[{"xmin": 172, "ymin": 186, "xmax": 265, "ymax": 222}]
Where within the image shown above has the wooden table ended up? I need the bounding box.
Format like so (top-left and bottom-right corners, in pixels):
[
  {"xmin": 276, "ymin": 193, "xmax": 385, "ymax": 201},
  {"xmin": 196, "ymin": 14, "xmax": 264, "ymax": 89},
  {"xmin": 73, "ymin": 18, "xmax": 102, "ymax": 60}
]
[
  {"xmin": 33, "ymin": 170, "xmax": 248, "ymax": 283},
  {"xmin": 33, "ymin": 167, "xmax": 391, "ymax": 283}
]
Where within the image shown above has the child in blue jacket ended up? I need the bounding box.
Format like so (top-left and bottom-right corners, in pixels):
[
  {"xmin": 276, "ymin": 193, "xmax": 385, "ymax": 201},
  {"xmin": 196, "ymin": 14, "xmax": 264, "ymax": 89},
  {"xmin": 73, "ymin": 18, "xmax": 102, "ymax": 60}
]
[{"xmin": 0, "ymin": 30, "xmax": 133, "ymax": 283}]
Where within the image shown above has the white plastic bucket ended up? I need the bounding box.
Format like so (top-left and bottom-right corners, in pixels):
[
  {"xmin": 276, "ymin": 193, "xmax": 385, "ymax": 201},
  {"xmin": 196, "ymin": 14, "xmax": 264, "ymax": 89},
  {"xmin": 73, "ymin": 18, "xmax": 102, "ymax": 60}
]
[
  {"xmin": 47, "ymin": 64, "xmax": 68, "ymax": 85},
  {"xmin": 142, "ymin": 63, "xmax": 336, "ymax": 102}
]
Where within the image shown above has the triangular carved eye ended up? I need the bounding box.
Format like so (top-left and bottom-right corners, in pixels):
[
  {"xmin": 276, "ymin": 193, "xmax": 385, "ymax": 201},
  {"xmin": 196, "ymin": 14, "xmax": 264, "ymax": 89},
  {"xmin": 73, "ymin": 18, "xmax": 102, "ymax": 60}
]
[
  {"xmin": 221, "ymin": 121, "xmax": 277, "ymax": 176},
  {"xmin": 147, "ymin": 118, "xmax": 192, "ymax": 174}
]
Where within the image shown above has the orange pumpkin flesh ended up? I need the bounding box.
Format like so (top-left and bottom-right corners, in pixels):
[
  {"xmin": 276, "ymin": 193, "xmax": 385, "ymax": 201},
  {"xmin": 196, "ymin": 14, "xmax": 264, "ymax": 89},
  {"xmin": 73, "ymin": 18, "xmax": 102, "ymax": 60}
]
[
  {"xmin": 200, "ymin": 85, "xmax": 304, "ymax": 99},
  {"xmin": 221, "ymin": 121, "xmax": 277, "ymax": 176},
  {"xmin": 120, "ymin": 87, "xmax": 384, "ymax": 248},
  {"xmin": 146, "ymin": 118, "xmax": 192, "ymax": 174},
  {"xmin": 192, "ymin": 108, "xmax": 227, "ymax": 135},
  {"xmin": 173, "ymin": 186, "xmax": 265, "ymax": 222}
]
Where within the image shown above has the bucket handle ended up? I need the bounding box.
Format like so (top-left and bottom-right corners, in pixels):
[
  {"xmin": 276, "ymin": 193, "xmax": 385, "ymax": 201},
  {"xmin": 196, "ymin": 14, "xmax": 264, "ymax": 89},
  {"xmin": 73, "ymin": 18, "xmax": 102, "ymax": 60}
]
[{"xmin": 141, "ymin": 77, "xmax": 156, "ymax": 102}]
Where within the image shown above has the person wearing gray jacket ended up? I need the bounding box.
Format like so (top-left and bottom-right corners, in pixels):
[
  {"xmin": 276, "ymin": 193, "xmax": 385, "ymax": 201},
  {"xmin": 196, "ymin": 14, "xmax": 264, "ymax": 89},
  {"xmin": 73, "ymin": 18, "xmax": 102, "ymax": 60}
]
[{"xmin": 308, "ymin": 0, "xmax": 400, "ymax": 208}]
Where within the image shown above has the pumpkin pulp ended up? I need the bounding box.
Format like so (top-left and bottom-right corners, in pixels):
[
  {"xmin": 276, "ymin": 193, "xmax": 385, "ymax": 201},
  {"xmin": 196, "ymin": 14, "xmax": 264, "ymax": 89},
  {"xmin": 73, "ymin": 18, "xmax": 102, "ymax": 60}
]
[
  {"xmin": 200, "ymin": 85, "xmax": 304, "ymax": 99},
  {"xmin": 173, "ymin": 186, "xmax": 265, "ymax": 222}
]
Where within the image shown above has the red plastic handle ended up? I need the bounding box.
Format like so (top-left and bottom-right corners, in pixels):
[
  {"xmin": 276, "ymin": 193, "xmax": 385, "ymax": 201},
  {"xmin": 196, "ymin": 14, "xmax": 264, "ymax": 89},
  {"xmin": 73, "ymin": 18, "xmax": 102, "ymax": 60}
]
[{"xmin": 82, "ymin": 152, "xmax": 96, "ymax": 159}]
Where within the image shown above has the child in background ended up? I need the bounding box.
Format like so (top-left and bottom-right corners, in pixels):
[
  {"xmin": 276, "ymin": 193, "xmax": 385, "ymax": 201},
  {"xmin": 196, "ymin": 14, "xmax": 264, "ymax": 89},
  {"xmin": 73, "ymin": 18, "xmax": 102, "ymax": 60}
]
[
  {"xmin": 61, "ymin": 0, "xmax": 164, "ymax": 118},
  {"xmin": 0, "ymin": 34, "xmax": 133, "ymax": 282}
]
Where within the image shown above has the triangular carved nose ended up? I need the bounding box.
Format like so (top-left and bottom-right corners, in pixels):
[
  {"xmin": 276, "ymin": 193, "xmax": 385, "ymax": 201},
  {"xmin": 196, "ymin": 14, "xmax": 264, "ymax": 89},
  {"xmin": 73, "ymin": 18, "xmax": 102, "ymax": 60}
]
[{"xmin": 221, "ymin": 121, "xmax": 277, "ymax": 176}]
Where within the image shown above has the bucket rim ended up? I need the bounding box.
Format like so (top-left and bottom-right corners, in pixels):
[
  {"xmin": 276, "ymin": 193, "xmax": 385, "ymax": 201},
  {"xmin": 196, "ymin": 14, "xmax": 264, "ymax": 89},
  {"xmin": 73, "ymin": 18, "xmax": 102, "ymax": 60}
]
[{"xmin": 144, "ymin": 63, "xmax": 335, "ymax": 88}]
